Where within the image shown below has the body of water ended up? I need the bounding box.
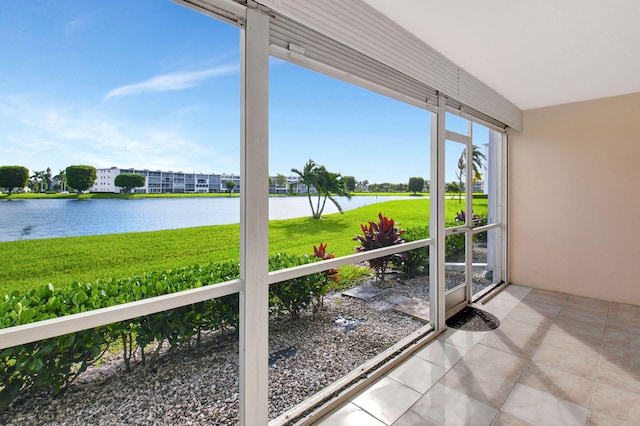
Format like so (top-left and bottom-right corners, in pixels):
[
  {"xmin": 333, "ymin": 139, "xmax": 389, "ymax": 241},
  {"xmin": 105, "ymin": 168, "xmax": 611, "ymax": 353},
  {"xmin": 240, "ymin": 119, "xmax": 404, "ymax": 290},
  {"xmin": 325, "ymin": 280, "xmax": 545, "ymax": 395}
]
[{"xmin": 0, "ymin": 196, "xmax": 413, "ymax": 242}]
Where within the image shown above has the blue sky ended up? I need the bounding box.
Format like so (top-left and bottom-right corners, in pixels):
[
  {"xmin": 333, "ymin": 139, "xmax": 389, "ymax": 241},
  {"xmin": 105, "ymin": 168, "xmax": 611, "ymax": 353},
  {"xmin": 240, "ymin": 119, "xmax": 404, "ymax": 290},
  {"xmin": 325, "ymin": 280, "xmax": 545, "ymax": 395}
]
[{"xmin": 0, "ymin": 0, "xmax": 488, "ymax": 184}]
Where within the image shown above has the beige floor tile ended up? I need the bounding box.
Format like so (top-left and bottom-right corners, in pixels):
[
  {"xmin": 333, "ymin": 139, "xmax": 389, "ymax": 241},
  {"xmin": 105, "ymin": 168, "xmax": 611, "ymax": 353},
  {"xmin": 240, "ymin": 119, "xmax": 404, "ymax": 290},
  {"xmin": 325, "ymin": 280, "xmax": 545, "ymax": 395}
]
[
  {"xmin": 492, "ymin": 285, "xmax": 531, "ymax": 304},
  {"xmin": 523, "ymin": 289, "xmax": 569, "ymax": 307},
  {"xmin": 352, "ymin": 377, "xmax": 422, "ymax": 425},
  {"xmin": 440, "ymin": 360, "xmax": 521, "ymax": 409},
  {"xmin": 438, "ymin": 328, "xmax": 488, "ymax": 351},
  {"xmin": 479, "ymin": 317, "xmax": 548, "ymax": 358},
  {"xmin": 491, "ymin": 412, "xmax": 534, "ymax": 426},
  {"xmin": 549, "ymin": 319, "xmax": 605, "ymax": 344},
  {"xmin": 555, "ymin": 305, "xmax": 608, "ymax": 328},
  {"xmin": 541, "ymin": 328, "xmax": 603, "ymax": 355},
  {"xmin": 553, "ymin": 309, "xmax": 607, "ymax": 334},
  {"xmin": 413, "ymin": 340, "xmax": 466, "ymax": 369},
  {"xmin": 565, "ymin": 295, "xmax": 610, "ymax": 313},
  {"xmin": 604, "ymin": 326, "xmax": 640, "ymax": 350},
  {"xmin": 518, "ymin": 362, "xmax": 595, "ymax": 408},
  {"xmin": 460, "ymin": 344, "xmax": 529, "ymax": 380},
  {"xmin": 588, "ymin": 410, "xmax": 632, "ymax": 426},
  {"xmin": 387, "ymin": 356, "xmax": 446, "ymax": 394},
  {"xmin": 315, "ymin": 403, "xmax": 386, "ymax": 426},
  {"xmin": 608, "ymin": 302, "xmax": 640, "ymax": 323},
  {"xmin": 502, "ymin": 383, "xmax": 588, "ymax": 426},
  {"xmin": 503, "ymin": 300, "xmax": 560, "ymax": 328},
  {"xmin": 392, "ymin": 410, "xmax": 438, "ymax": 426},
  {"xmin": 478, "ymin": 298, "xmax": 520, "ymax": 320},
  {"xmin": 591, "ymin": 381, "xmax": 640, "ymax": 423},
  {"xmin": 409, "ymin": 383, "xmax": 498, "ymax": 425},
  {"xmin": 532, "ymin": 341, "xmax": 599, "ymax": 380},
  {"xmin": 597, "ymin": 357, "xmax": 640, "ymax": 394},
  {"xmin": 605, "ymin": 316, "xmax": 640, "ymax": 336}
]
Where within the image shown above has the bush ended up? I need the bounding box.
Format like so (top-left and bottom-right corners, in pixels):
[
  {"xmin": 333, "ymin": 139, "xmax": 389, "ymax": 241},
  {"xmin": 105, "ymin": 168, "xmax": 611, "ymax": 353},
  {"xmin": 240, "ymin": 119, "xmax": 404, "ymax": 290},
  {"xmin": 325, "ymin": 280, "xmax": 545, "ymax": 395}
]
[
  {"xmin": 393, "ymin": 227, "xmax": 429, "ymax": 278},
  {"xmin": 353, "ymin": 213, "xmax": 406, "ymax": 281},
  {"xmin": 0, "ymin": 251, "xmax": 334, "ymax": 407}
]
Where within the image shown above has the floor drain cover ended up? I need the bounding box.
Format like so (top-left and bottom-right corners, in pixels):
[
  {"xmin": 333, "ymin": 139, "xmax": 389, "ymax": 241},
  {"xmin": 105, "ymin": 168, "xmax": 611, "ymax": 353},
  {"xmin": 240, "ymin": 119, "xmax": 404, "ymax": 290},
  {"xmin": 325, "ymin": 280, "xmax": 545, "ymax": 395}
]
[{"xmin": 446, "ymin": 306, "xmax": 500, "ymax": 331}]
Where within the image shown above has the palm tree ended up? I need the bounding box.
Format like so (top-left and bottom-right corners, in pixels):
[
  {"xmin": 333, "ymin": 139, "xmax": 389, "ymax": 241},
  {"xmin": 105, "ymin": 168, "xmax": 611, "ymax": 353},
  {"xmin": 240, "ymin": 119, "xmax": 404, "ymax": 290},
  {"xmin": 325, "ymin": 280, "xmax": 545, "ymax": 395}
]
[
  {"xmin": 456, "ymin": 145, "xmax": 486, "ymax": 201},
  {"xmin": 53, "ymin": 169, "xmax": 66, "ymax": 191},
  {"xmin": 30, "ymin": 170, "xmax": 47, "ymax": 193},
  {"xmin": 291, "ymin": 159, "xmax": 351, "ymax": 219}
]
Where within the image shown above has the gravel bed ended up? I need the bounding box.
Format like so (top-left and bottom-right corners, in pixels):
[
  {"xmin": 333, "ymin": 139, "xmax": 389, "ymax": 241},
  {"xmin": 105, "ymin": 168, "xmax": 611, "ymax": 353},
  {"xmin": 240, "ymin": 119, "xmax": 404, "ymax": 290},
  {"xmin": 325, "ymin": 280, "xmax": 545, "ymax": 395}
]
[{"xmin": 0, "ymin": 273, "xmax": 492, "ymax": 425}]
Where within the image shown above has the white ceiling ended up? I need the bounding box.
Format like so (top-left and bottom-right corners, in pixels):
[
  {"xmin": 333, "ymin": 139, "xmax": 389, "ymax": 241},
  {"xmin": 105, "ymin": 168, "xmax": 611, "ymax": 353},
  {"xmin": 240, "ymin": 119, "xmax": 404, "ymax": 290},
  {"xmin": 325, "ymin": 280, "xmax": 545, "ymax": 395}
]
[{"xmin": 362, "ymin": 0, "xmax": 640, "ymax": 110}]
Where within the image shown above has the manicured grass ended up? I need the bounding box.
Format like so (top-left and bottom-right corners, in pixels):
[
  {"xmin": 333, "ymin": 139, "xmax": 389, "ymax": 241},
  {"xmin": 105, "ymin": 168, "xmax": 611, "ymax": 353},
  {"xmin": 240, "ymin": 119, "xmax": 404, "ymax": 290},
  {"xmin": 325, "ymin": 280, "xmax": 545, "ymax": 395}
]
[{"xmin": 1, "ymin": 198, "xmax": 484, "ymax": 295}]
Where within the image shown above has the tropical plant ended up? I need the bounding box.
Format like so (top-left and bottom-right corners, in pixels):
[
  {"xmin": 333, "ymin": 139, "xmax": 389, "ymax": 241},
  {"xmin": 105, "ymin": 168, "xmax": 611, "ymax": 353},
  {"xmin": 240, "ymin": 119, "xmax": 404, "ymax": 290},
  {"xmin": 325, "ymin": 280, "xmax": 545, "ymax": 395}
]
[
  {"xmin": 29, "ymin": 170, "xmax": 48, "ymax": 193},
  {"xmin": 0, "ymin": 166, "xmax": 29, "ymax": 195},
  {"xmin": 114, "ymin": 174, "xmax": 146, "ymax": 193},
  {"xmin": 66, "ymin": 165, "xmax": 96, "ymax": 194},
  {"xmin": 291, "ymin": 159, "xmax": 351, "ymax": 219},
  {"xmin": 53, "ymin": 169, "xmax": 66, "ymax": 191},
  {"xmin": 408, "ymin": 177, "xmax": 425, "ymax": 195},
  {"xmin": 456, "ymin": 145, "xmax": 486, "ymax": 201},
  {"xmin": 353, "ymin": 213, "xmax": 406, "ymax": 281},
  {"xmin": 454, "ymin": 210, "xmax": 487, "ymax": 227},
  {"xmin": 313, "ymin": 242, "xmax": 339, "ymax": 286}
]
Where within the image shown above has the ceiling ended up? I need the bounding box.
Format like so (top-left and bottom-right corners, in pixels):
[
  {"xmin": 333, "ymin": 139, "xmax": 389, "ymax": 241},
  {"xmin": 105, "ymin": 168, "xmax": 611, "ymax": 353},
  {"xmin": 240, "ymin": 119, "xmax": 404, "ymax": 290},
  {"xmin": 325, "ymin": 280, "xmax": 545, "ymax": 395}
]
[{"xmin": 362, "ymin": 0, "xmax": 640, "ymax": 110}]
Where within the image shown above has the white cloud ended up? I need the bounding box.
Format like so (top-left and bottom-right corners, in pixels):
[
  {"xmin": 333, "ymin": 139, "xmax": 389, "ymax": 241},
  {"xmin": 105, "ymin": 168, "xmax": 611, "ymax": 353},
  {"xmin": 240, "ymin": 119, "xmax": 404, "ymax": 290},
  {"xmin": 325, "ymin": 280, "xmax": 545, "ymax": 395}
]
[
  {"xmin": 103, "ymin": 66, "xmax": 238, "ymax": 101},
  {"xmin": 0, "ymin": 94, "xmax": 237, "ymax": 174}
]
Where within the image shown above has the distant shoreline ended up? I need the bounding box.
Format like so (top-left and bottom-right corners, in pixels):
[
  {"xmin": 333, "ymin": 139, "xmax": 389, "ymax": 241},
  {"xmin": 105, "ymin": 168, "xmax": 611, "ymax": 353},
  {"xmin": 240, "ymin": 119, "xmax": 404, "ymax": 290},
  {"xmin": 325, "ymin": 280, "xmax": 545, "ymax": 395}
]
[{"xmin": 0, "ymin": 191, "xmax": 428, "ymax": 200}]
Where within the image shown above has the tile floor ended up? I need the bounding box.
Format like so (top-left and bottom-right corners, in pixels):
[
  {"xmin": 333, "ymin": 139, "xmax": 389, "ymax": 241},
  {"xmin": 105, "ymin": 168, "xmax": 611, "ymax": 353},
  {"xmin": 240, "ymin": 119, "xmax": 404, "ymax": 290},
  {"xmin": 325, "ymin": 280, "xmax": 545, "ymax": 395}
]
[{"xmin": 315, "ymin": 285, "xmax": 640, "ymax": 425}]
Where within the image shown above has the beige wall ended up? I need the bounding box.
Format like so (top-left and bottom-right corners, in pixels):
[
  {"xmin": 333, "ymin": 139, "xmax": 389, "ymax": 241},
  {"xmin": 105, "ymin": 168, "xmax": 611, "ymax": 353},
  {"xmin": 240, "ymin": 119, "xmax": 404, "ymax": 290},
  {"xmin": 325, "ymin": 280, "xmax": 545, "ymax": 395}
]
[{"xmin": 509, "ymin": 92, "xmax": 640, "ymax": 305}]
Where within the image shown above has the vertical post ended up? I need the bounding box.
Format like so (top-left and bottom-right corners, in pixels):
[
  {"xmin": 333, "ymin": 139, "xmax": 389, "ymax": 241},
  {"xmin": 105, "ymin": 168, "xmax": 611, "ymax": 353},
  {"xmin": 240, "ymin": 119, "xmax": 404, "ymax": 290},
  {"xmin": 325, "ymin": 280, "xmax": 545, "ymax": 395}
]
[
  {"xmin": 239, "ymin": 7, "xmax": 269, "ymax": 426},
  {"xmin": 430, "ymin": 95, "xmax": 446, "ymax": 330},
  {"xmin": 465, "ymin": 124, "xmax": 474, "ymax": 302}
]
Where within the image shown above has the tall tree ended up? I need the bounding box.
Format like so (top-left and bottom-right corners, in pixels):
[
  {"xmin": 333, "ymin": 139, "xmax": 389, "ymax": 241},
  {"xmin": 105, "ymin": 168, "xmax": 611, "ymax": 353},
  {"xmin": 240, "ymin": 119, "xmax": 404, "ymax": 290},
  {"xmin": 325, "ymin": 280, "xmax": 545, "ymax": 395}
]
[
  {"xmin": 30, "ymin": 170, "xmax": 47, "ymax": 192},
  {"xmin": 114, "ymin": 174, "xmax": 146, "ymax": 193},
  {"xmin": 343, "ymin": 175, "xmax": 356, "ymax": 192},
  {"xmin": 408, "ymin": 177, "xmax": 425, "ymax": 195},
  {"xmin": 224, "ymin": 180, "xmax": 236, "ymax": 194},
  {"xmin": 53, "ymin": 169, "xmax": 66, "ymax": 191},
  {"xmin": 275, "ymin": 174, "xmax": 287, "ymax": 190},
  {"xmin": 456, "ymin": 145, "xmax": 486, "ymax": 201},
  {"xmin": 0, "ymin": 166, "xmax": 29, "ymax": 195},
  {"xmin": 66, "ymin": 165, "xmax": 97, "ymax": 194},
  {"xmin": 291, "ymin": 159, "xmax": 351, "ymax": 219}
]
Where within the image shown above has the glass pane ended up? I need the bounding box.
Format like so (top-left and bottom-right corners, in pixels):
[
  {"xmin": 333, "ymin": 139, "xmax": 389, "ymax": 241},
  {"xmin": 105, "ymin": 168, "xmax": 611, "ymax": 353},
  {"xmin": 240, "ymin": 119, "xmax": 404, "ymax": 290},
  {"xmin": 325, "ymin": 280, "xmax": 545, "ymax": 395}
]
[
  {"xmin": 268, "ymin": 59, "xmax": 431, "ymax": 263},
  {"xmin": 0, "ymin": 2, "xmax": 241, "ymax": 302},
  {"xmin": 268, "ymin": 246, "xmax": 431, "ymax": 419},
  {"xmin": 0, "ymin": 299, "xmax": 240, "ymax": 424},
  {"xmin": 445, "ymin": 112, "xmax": 470, "ymax": 136},
  {"xmin": 472, "ymin": 124, "xmax": 502, "ymax": 225},
  {"xmin": 267, "ymin": 57, "xmax": 434, "ymax": 420},
  {"xmin": 445, "ymin": 140, "xmax": 467, "ymax": 225},
  {"xmin": 472, "ymin": 228, "xmax": 502, "ymax": 297},
  {"xmin": 445, "ymin": 232, "xmax": 466, "ymax": 292}
]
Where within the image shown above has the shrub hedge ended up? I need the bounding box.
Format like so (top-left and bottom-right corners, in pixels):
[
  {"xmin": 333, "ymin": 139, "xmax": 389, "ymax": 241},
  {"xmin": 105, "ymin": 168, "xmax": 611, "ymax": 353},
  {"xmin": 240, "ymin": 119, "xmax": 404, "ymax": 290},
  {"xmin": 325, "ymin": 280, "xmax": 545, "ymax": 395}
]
[{"xmin": 0, "ymin": 254, "xmax": 329, "ymax": 407}]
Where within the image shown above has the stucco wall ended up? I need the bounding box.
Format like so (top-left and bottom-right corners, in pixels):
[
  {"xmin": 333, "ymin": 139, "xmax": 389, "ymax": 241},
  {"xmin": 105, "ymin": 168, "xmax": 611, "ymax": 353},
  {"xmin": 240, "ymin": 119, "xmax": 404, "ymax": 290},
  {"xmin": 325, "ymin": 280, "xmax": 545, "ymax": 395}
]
[{"xmin": 509, "ymin": 92, "xmax": 640, "ymax": 305}]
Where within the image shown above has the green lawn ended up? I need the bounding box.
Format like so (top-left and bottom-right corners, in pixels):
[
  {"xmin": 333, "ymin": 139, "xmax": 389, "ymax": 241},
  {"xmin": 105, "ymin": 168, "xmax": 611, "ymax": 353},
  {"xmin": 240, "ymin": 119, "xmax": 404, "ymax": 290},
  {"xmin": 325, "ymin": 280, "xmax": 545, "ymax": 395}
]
[{"xmin": 1, "ymin": 198, "xmax": 483, "ymax": 295}]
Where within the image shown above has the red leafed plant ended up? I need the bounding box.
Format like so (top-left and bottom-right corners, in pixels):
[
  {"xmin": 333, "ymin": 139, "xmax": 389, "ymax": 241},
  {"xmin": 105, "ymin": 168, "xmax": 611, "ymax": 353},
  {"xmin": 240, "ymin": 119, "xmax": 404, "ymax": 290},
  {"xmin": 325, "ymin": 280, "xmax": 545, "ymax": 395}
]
[
  {"xmin": 353, "ymin": 213, "xmax": 406, "ymax": 281},
  {"xmin": 313, "ymin": 242, "xmax": 339, "ymax": 284}
]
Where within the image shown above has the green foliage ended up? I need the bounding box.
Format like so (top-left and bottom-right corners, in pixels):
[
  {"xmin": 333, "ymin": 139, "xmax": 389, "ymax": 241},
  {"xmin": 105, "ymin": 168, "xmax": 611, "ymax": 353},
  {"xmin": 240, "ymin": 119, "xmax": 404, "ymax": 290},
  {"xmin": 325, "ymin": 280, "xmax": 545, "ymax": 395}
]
[
  {"xmin": 291, "ymin": 159, "xmax": 351, "ymax": 219},
  {"xmin": 114, "ymin": 174, "xmax": 146, "ymax": 193},
  {"xmin": 65, "ymin": 165, "xmax": 96, "ymax": 194},
  {"xmin": 0, "ymin": 166, "xmax": 29, "ymax": 195},
  {"xmin": 393, "ymin": 227, "xmax": 429, "ymax": 277},
  {"xmin": 0, "ymin": 250, "xmax": 339, "ymax": 406},
  {"xmin": 408, "ymin": 177, "xmax": 425, "ymax": 194},
  {"xmin": 343, "ymin": 175, "xmax": 356, "ymax": 192},
  {"xmin": 224, "ymin": 180, "xmax": 236, "ymax": 193},
  {"xmin": 353, "ymin": 213, "xmax": 406, "ymax": 281}
]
